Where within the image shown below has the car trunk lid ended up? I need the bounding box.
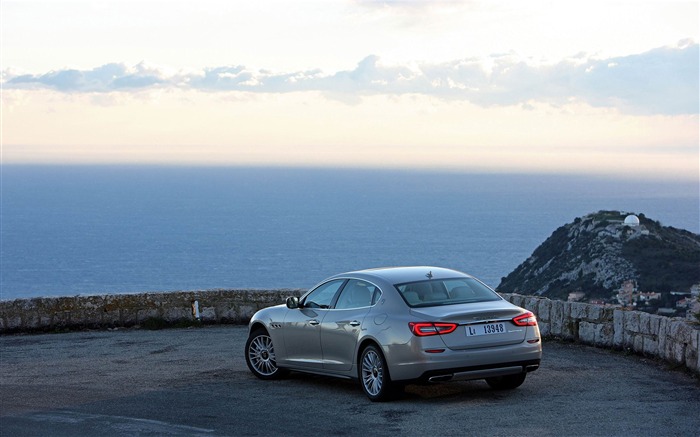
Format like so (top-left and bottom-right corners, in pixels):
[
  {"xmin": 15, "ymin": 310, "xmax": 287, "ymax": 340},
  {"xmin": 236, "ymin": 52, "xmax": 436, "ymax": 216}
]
[{"xmin": 409, "ymin": 301, "xmax": 528, "ymax": 350}]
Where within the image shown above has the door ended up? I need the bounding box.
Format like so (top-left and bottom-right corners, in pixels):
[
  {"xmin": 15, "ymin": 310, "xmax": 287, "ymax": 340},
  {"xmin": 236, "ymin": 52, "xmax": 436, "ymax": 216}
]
[
  {"xmin": 282, "ymin": 279, "xmax": 345, "ymax": 369},
  {"xmin": 320, "ymin": 279, "xmax": 377, "ymax": 371}
]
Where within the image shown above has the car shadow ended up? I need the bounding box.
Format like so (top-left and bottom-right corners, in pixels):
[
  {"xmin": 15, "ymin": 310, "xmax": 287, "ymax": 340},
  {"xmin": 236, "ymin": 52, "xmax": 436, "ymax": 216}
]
[{"xmin": 267, "ymin": 371, "xmax": 526, "ymax": 403}]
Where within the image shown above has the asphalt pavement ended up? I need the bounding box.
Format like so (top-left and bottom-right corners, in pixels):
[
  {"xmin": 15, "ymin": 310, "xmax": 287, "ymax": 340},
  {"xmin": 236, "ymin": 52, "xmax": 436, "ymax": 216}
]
[{"xmin": 1, "ymin": 325, "xmax": 699, "ymax": 436}]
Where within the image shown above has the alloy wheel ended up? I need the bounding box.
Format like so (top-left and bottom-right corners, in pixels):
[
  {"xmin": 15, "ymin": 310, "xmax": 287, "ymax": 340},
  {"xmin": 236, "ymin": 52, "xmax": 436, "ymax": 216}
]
[{"xmin": 248, "ymin": 334, "xmax": 278, "ymax": 377}]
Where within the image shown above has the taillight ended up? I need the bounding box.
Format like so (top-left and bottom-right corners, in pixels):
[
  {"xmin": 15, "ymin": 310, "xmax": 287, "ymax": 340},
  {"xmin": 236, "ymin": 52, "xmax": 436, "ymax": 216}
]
[
  {"xmin": 512, "ymin": 311, "xmax": 537, "ymax": 326},
  {"xmin": 409, "ymin": 322, "xmax": 458, "ymax": 336}
]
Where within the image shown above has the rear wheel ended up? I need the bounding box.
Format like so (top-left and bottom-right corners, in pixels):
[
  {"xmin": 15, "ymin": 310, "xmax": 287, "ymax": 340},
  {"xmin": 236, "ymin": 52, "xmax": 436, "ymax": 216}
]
[
  {"xmin": 485, "ymin": 372, "xmax": 526, "ymax": 390},
  {"xmin": 359, "ymin": 345, "xmax": 399, "ymax": 401},
  {"xmin": 245, "ymin": 328, "xmax": 288, "ymax": 380}
]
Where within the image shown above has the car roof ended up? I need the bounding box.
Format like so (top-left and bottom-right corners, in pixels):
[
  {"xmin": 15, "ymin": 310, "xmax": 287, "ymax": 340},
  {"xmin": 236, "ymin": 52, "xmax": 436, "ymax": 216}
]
[{"xmin": 331, "ymin": 266, "xmax": 471, "ymax": 285}]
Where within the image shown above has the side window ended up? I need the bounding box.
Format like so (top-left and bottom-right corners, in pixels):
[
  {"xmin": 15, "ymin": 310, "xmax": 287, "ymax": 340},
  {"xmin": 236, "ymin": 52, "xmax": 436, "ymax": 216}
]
[
  {"xmin": 303, "ymin": 279, "xmax": 344, "ymax": 309},
  {"xmin": 371, "ymin": 287, "xmax": 383, "ymax": 305},
  {"xmin": 335, "ymin": 280, "xmax": 377, "ymax": 310}
]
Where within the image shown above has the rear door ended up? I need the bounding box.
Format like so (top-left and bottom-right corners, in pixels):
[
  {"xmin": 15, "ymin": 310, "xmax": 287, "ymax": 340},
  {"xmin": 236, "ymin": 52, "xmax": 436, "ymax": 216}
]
[{"xmin": 320, "ymin": 279, "xmax": 376, "ymax": 371}]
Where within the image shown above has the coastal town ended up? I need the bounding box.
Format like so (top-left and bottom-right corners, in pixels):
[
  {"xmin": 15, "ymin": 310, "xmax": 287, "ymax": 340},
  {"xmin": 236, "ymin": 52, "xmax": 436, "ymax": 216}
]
[{"xmin": 567, "ymin": 280, "xmax": 700, "ymax": 321}]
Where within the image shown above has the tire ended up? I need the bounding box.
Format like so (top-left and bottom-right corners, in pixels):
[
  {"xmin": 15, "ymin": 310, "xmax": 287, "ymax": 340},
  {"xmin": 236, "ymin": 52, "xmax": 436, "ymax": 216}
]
[
  {"xmin": 485, "ymin": 372, "xmax": 527, "ymax": 390},
  {"xmin": 359, "ymin": 344, "xmax": 398, "ymax": 402},
  {"xmin": 245, "ymin": 328, "xmax": 287, "ymax": 380}
]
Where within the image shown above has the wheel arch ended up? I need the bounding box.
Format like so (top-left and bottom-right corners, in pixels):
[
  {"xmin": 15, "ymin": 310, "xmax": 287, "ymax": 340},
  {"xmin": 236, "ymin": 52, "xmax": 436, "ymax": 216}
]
[
  {"xmin": 248, "ymin": 321, "xmax": 268, "ymax": 334},
  {"xmin": 356, "ymin": 337, "xmax": 383, "ymax": 367}
]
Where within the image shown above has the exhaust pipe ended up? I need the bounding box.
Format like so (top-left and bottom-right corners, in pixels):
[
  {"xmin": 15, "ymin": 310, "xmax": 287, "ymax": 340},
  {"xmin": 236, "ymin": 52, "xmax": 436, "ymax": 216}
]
[{"xmin": 428, "ymin": 374, "xmax": 454, "ymax": 382}]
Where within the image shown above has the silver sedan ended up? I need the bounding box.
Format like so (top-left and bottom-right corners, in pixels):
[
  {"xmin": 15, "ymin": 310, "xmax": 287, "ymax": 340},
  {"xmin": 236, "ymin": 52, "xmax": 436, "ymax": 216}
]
[{"xmin": 245, "ymin": 266, "xmax": 542, "ymax": 401}]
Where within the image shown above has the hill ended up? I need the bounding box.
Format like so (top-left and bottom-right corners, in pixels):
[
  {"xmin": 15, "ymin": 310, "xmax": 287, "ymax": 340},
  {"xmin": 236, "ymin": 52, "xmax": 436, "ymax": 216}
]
[{"xmin": 496, "ymin": 211, "xmax": 700, "ymax": 301}]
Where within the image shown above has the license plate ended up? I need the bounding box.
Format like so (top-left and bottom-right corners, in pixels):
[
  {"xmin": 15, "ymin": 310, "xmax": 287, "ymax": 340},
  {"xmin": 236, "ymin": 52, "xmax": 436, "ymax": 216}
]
[{"xmin": 465, "ymin": 322, "xmax": 506, "ymax": 336}]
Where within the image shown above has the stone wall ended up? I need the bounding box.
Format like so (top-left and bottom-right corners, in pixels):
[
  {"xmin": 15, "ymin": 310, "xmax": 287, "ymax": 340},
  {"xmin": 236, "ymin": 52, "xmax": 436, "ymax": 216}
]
[
  {"xmin": 501, "ymin": 293, "xmax": 700, "ymax": 376},
  {"xmin": 1, "ymin": 289, "xmax": 698, "ymax": 375},
  {"xmin": 0, "ymin": 289, "xmax": 303, "ymax": 333}
]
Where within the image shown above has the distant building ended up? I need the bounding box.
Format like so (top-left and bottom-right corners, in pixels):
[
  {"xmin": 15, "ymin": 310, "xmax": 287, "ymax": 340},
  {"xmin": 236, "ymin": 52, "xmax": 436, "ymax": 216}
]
[
  {"xmin": 657, "ymin": 308, "xmax": 677, "ymax": 316},
  {"xmin": 638, "ymin": 292, "xmax": 661, "ymax": 302},
  {"xmin": 624, "ymin": 214, "xmax": 640, "ymax": 226},
  {"xmin": 691, "ymin": 283, "xmax": 700, "ymax": 298},
  {"xmin": 616, "ymin": 280, "xmax": 662, "ymax": 308},
  {"xmin": 620, "ymin": 280, "xmax": 637, "ymax": 293},
  {"xmin": 688, "ymin": 301, "xmax": 700, "ymax": 322},
  {"xmin": 689, "ymin": 284, "xmax": 700, "ymax": 322},
  {"xmin": 568, "ymin": 291, "xmax": 586, "ymax": 302},
  {"xmin": 676, "ymin": 298, "xmax": 690, "ymax": 309},
  {"xmin": 616, "ymin": 280, "xmax": 638, "ymax": 306}
]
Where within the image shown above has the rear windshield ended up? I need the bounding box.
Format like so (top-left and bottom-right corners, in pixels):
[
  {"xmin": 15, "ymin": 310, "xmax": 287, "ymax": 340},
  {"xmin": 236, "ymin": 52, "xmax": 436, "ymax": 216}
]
[{"xmin": 395, "ymin": 277, "xmax": 502, "ymax": 307}]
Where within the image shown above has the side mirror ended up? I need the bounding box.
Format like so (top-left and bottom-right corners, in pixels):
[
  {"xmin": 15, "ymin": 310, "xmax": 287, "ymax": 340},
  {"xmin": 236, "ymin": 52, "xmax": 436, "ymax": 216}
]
[{"xmin": 286, "ymin": 296, "xmax": 300, "ymax": 309}]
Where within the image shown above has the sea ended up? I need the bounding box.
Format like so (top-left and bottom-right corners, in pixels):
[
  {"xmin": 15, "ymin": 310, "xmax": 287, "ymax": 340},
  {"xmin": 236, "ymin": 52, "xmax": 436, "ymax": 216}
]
[{"xmin": 1, "ymin": 165, "xmax": 698, "ymax": 301}]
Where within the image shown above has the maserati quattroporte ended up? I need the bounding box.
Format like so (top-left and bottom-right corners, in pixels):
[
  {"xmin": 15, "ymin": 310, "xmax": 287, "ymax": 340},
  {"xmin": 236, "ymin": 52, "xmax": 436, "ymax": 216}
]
[{"xmin": 245, "ymin": 266, "xmax": 541, "ymax": 401}]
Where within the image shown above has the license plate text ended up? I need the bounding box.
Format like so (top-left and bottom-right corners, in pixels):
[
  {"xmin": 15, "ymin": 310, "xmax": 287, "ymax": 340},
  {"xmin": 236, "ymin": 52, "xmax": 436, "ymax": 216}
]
[{"xmin": 466, "ymin": 322, "xmax": 506, "ymax": 336}]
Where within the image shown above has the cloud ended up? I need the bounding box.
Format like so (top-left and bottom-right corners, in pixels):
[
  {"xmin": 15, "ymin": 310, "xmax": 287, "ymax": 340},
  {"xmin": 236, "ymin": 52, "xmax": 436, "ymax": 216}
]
[
  {"xmin": 570, "ymin": 40, "xmax": 698, "ymax": 115},
  {"xmin": 4, "ymin": 41, "xmax": 697, "ymax": 115},
  {"xmin": 6, "ymin": 62, "xmax": 168, "ymax": 92}
]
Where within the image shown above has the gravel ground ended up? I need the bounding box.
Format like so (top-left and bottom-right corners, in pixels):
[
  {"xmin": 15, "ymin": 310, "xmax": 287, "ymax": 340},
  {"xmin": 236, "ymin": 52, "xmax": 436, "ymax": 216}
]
[{"xmin": 1, "ymin": 325, "xmax": 699, "ymax": 437}]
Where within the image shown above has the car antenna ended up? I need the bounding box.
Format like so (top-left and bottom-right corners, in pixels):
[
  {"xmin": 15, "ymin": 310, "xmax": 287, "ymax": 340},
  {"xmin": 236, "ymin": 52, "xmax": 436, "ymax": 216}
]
[{"xmin": 426, "ymin": 271, "xmax": 433, "ymax": 279}]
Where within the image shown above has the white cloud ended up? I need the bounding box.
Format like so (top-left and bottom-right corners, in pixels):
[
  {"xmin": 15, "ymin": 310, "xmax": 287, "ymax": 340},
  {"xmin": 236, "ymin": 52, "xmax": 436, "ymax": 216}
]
[{"xmin": 4, "ymin": 42, "xmax": 697, "ymax": 115}]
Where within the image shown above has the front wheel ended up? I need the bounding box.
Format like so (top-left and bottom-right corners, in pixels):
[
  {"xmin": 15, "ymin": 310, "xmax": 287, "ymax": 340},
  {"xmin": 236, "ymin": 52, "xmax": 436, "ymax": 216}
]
[
  {"xmin": 245, "ymin": 328, "xmax": 287, "ymax": 380},
  {"xmin": 359, "ymin": 345, "xmax": 398, "ymax": 401},
  {"xmin": 485, "ymin": 372, "xmax": 526, "ymax": 390}
]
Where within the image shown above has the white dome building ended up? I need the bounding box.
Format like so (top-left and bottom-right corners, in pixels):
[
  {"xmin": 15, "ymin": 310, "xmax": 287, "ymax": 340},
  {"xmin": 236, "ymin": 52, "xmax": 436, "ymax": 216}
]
[{"xmin": 624, "ymin": 214, "xmax": 640, "ymax": 227}]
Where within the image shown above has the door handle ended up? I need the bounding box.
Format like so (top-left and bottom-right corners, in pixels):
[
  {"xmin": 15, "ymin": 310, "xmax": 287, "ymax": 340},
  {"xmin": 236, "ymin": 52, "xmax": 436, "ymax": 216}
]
[
  {"xmin": 349, "ymin": 320, "xmax": 361, "ymax": 327},
  {"xmin": 308, "ymin": 319, "xmax": 320, "ymax": 326}
]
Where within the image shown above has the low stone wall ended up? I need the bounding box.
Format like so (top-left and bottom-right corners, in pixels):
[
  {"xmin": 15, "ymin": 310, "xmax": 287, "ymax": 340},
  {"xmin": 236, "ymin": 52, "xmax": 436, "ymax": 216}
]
[
  {"xmin": 1, "ymin": 289, "xmax": 698, "ymax": 375},
  {"xmin": 0, "ymin": 289, "xmax": 303, "ymax": 333},
  {"xmin": 501, "ymin": 293, "xmax": 700, "ymax": 376}
]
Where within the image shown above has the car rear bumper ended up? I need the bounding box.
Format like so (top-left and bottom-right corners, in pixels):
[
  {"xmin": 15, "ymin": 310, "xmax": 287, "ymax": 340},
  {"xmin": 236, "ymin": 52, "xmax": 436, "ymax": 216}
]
[
  {"xmin": 421, "ymin": 359, "xmax": 540, "ymax": 382},
  {"xmin": 387, "ymin": 340, "xmax": 542, "ymax": 382}
]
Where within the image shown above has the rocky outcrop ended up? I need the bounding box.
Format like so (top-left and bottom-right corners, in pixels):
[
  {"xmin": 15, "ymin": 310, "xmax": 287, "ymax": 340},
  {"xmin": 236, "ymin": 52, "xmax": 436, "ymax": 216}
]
[{"xmin": 497, "ymin": 211, "xmax": 700, "ymax": 300}]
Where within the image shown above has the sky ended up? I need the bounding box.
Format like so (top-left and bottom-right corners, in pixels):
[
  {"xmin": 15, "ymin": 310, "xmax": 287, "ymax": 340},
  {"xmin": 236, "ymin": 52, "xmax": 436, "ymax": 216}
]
[{"xmin": 1, "ymin": 0, "xmax": 699, "ymax": 180}]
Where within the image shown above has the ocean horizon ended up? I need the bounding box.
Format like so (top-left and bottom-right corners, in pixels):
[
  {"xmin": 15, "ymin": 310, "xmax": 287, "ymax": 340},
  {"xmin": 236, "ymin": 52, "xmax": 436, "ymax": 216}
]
[{"xmin": 1, "ymin": 165, "xmax": 698, "ymax": 301}]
